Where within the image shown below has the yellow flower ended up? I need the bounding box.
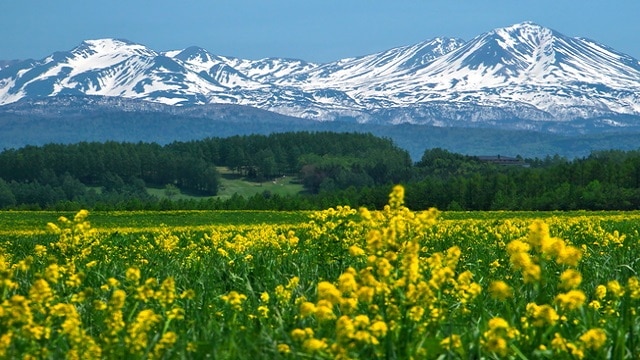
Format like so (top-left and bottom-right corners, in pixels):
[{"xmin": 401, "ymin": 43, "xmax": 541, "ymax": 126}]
[
  {"xmin": 579, "ymin": 328, "xmax": 607, "ymax": 351},
  {"xmin": 73, "ymin": 209, "xmax": 89, "ymax": 222},
  {"xmin": 277, "ymin": 344, "xmax": 291, "ymax": 354},
  {"xmin": 484, "ymin": 336, "xmax": 508, "ymax": 356},
  {"xmin": 366, "ymin": 230, "xmax": 384, "ymax": 252},
  {"xmin": 482, "ymin": 317, "xmax": 514, "ymax": 354},
  {"xmin": 109, "ymin": 289, "xmax": 126, "ymax": 309},
  {"xmin": 595, "ymin": 285, "xmax": 607, "ymax": 299},
  {"xmin": 29, "ymin": 279, "xmax": 53, "ymax": 304},
  {"xmin": 155, "ymin": 277, "xmax": 176, "ymax": 307},
  {"xmin": 46, "ymin": 222, "xmax": 61, "ymax": 234},
  {"xmin": 555, "ymin": 290, "xmax": 586, "ymax": 311},
  {"xmin": 440, "ymin": 334, "xmax": 462, "ymax": 351},
  {"xmin": 65, "ymin": 273, "xmax": 82, "ymax": 288},
  {"xmin": 107, "ymin": 277, "xmax": 120, "ymax": 288},
  {"xmin": 526, "ymin": 220, "xmax": 550, "ymax": 248},
  {"xmin": 93, "ymin": 300, "xmax": 107, "ymax": 311},
  {"xmin": 559, "ymin": 269, "xmax": 582, "ymax": 290},
  {"xmin": 526, "ymin": 303, "xmax": 559, "ymax": 327},
  {"xmin": 489, "ymin": 259, "xmax": 501, "ymax": 270},
  {"xmin": 489, "ymin": 280, "xmax": 512, "ymax": 300},
  {"xmin": 221, "ymin": 291, "xmax": 247, "ymax": 311},
  {"xmin": 180, "ymin": 289, "xmax": 195, "ymax": 300},
  {"xmin": 303, "ymin": 338, "xmax": 327, "ymax": 353},
  {"xmin": 353, "ymin": 330, "xmax": 377, "ymax": 345},
  {"xmin": 125, "ymin": 267, "xmax": 141, "ymax": 283},
  {"xmin": 291, "ymin": 328, "xmax": 308, "ymax": 342},
  {"xmin": 126, "ymin": 309, "xmax": 162, "ymax": 354},
  {"xmin": 628, "ymin": 277, "xmax": 640, "ymax": 299},
  {"xmin": 357, "ymin": 286, "xmax": 375, "ymax": 303},
  {"xmin": 376, "ymin": 257, "xmax": 393, "ymax": 278},
  {"xmin": 336, "ymin": 315, "xmax": 355, "ymax": 341},
  {"xmin": 522, "ymin": 263, "xmax": 541, "ymax": 284},
  {"xmin": 408, "ymin": 306, "xmax": 425, "ymax": 322},
  {"xmin": 607, "ymin": 280, "xmax": 625, "ymax": 298},
  {"xmin": 0, "ymin": 332, "xmax": 12, "ymax": 357},
  {"xmin": 488, "ymin": 317, "xmax": 510, "ymax": 331},
  {"xmin": 257, "ymin": 305, "xmax": 269, "ymax": 318},
  {"xmin": 388, "ymin": 184, "xmax": 405, "ymax": 210},
  {"xmin": 369, "ymin": 320, "xmax": 388, "ymax": 338},
  {"xmin": 338, "ymin": 269, "xmax": 358, "ymax": 294},
  {"xmin": 349, "ymin": 245, "xmax": 365, "ymax": 257},
  {"xmin": 287, "ymin": 276, "xmax": 300, "ymax": 289},
  {"xmin": 507, "ymin": 239, "xmax": 530, "ymax": 255},
  {"xmin": 314, "ymin": 300, "xmax": 336, "ymax": 321},
  {"xmin": 44, "ymin": 263, "xmax": 61, "ymax": 283},
  {"xmin": 34, "ymin": 244, "xmax": 47, "ymax": 257},
  {"xmin": 299, "ymin": 302, "xmax": 317, "ymax": 317},
  {"xmin": 166, "ymin": 307, "xmax": 185, "ymax": 320},
  {"xmin": 24, "ymin": 324, "xmax": 50, "ymax": 341},
  {"xmin": 339, "ymin": 296, "xmax": 358, "ymax": 313},
  {"xmin": 353, "ymin": 314, "xmax": 370, "ymax": 328},
  {"xmin": 317, "ymin": 281, "xmax": 341, "ymax": 304},
  {"xmin": 152, "ymin": 331, "xmax": 178, "ymax": 359},
  {"xmin": 551, "ymin": 332, "xmax": 567, "ymax": 351},
  {"xmin": 588, "ymin": 300, "xmax": 602, "ymax": 310},
  {"xmin": 567, "ymin": 342, "xmax": 585, "ymax": 359},
  {"xmin": 556, "ymin": 245, "xmax": 582, "ymax": 267}
]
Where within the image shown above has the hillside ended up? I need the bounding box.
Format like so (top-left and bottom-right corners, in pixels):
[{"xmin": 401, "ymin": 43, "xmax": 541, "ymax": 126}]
[{"xmin": 2, "ymin": 104, "xmax": 640, "ymax": 160}]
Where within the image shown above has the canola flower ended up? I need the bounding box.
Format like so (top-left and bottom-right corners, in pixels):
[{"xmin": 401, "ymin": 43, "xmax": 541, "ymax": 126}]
[
  {"xmin": 0, "ymin": 211, "xmax": 194, "ymax": 359},
  {"xmin": 0, "ymin": 192, "xmax": 639, "ymax": 358}
]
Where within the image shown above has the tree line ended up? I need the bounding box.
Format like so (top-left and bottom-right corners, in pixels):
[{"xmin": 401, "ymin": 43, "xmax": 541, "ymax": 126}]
[
  {"xmin": 1, "ymin": 131, "xmax": 640, "ymax": 211},
  {"xmin": 0, "ymin": 132, "xmax": 411, "ymax": 209}
]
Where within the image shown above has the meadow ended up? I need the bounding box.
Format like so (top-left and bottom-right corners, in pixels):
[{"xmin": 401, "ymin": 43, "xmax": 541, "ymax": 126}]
[{"xmin": 0, "ymin": 186, "xmax": 639, "ymax": 359}]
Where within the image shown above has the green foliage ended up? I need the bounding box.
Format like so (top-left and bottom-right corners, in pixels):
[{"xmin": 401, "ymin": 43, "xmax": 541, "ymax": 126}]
[
  {"xmin": 1, "ymin": 206, "xmax": 640, "ymax": 358},
  {"xmin": 2, "ymin": 133, "xmax": 640, "ymax": 211}
]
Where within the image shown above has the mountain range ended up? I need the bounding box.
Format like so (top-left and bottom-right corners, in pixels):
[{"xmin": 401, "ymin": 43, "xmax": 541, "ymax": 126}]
[{"xmin": 1, "ymin": 21, "xmax": 640, "ymax": 158}]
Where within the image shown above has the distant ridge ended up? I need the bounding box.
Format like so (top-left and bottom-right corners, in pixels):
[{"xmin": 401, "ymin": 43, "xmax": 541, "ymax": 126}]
[{"xmin": 1, "ymin": 21, "xmax": 640, "ymax": 133}]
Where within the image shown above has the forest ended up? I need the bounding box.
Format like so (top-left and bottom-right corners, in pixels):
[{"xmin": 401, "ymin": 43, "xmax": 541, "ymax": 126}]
[{"xmin": 1, "ymin": 131, "xmax": 639, "ymax": 211}]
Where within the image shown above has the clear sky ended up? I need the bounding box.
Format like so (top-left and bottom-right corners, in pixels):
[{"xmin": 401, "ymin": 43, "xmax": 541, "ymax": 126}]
[{"xmin": 2, "ymin": 0, "xmax": 639, "ymax": 63}]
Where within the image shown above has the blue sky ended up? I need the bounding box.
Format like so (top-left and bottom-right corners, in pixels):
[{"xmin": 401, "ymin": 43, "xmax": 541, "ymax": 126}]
[{"xmin": 2, "ymin": 0, "xmax": 639, "ymax": 63}]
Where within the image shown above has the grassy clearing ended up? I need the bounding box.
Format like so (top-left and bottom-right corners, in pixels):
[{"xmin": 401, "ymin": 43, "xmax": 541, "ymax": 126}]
[
  {"xmin": 215, "ymin": 167, "xmax": 305, "ymax": 199},
  {"xmin": 146, "ymin": 167, "xmax": 305, "ymax": 201}
]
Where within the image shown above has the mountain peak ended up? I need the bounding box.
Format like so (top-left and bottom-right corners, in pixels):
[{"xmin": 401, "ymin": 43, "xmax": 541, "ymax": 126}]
[
  {"xmin": 174, "ymin": 46, "xmax": 216, "ymax": 62},
  {"xmin": 82, "ymin": 38, "xmax": 135, "ymax": 47},
  {"xmin": 76, "ymin": 38, "xmax": 157, "ymax": 57},
  {"xmin": 505, "ymin": 21, "xmax": 545, "ymax": 30},
  {"xmin": 489, "ymin": 21, "xmax": 555, "ymax": 41}
]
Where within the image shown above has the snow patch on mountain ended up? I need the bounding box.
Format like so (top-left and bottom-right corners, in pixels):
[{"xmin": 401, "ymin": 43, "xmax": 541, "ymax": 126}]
[{"xmin": 1, "ymin": 22, "xmax": 640, "ymax": 131}]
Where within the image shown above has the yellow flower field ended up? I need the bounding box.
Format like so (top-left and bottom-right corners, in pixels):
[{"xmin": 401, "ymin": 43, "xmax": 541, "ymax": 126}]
[{"xmin": 1, "ymin": 186, "xmax": 639, "ymax": 359}]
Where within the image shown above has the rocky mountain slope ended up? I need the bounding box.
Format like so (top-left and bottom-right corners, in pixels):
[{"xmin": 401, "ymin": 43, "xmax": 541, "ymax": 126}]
[{"xmin": 1, "ymin": 22, "xmax": 640, "ymax": 132}]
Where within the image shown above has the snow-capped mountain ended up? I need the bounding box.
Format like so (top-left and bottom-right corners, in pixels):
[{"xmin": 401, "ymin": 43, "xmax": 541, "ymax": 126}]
[
  {"xmin": 2, "ymin": 22, "xmax": 640, "ymax": 132},
  {"xmin": 366, "ymin": 22, "xmax": 640, "ymax": 122}
]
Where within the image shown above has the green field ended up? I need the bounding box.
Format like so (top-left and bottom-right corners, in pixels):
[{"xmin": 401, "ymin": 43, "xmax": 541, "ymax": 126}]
[
  {"xmin": 215, "ymin": 167, "xmax": 305, "ymax": 199},
  {"xmin": 0, "ymin": 190, "xmax": 639, "ymax": 358},
  {"xmin": 146, "ymin": 166, "xmax": 305, "ymax": 201},
  {"xmin": 0, "ymin": 210, "xmax": 310, "ymax": 235},
  {"xmin": 4, "ymin": 208, "xmax": 638, "ymax": 234}
]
